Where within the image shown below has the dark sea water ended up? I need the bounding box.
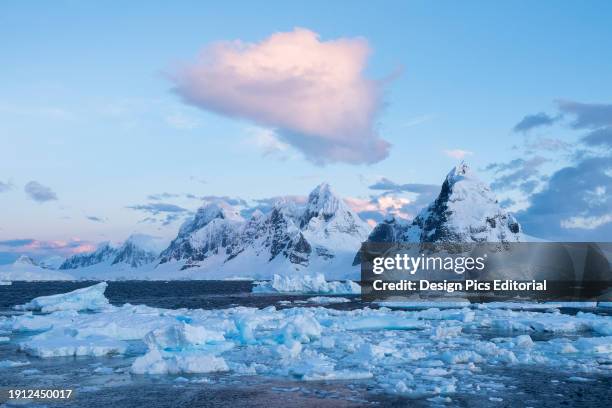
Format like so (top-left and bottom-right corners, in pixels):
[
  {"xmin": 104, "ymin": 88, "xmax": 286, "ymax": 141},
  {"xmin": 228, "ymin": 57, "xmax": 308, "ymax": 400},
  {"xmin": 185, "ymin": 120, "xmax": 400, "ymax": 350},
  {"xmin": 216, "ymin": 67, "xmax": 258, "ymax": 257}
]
[{"xmin": 0, "ymin": 281, "xmax": 610, "ymax": 408}]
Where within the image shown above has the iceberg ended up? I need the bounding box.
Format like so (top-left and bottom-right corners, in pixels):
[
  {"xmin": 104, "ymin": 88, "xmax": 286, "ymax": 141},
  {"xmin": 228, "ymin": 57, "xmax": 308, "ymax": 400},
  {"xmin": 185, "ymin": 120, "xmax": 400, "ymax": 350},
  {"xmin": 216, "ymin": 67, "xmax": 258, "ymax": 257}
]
[
  {"xmin": 252, "ymin": 273, "xmax": 360, "ymax": 295},
  {"xmin": 3, "ymin": 284, "xmax": 611, "ymax": 400},
  {"xmin": 15, "ymin": 282, "xmax": 110, "ymax": 312},
  {"xmin": 131, "ymin": 349, "xmax": 229, "ymax": 375}
]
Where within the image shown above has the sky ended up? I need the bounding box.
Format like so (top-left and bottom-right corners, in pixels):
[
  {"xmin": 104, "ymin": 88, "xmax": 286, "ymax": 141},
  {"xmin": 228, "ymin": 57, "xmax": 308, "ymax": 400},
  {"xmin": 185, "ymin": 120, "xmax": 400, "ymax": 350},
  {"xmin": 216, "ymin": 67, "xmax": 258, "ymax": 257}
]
[{"xmin": 1, "ymin": 0, "xmax": 611, "ymax": 263}]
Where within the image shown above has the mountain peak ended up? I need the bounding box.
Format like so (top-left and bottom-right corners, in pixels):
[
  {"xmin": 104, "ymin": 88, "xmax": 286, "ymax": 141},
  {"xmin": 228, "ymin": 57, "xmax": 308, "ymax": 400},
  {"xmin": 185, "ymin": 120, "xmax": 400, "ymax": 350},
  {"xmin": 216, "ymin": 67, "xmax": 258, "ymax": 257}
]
[
  {"xmin": 303, "ymin": 182, "xmax": 344, "ymax": 223},
  {"xmin": 446, "ymin": 162, "xmax": 474, "ymax": 184},
  {"xmin": 363, "ymin": 164, "xmax": 523, "ymax": 245},
  {"xmin": 14, "ymin": 255, "xmax": 37, "ymax": 266}
]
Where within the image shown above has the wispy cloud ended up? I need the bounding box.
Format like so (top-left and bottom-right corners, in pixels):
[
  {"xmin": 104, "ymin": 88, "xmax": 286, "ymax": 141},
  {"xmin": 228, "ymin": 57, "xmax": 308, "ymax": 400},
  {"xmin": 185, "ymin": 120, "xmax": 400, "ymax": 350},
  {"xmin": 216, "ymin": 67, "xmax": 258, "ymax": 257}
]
[
  {"xmin": 127, "ymin": 203, "xmax": 188, "ymax": 214},
  {"xmin": 170, "ymin": 28, "xmax": 392, "ymax": 165},
  {"xmin": 0, "ymin": 180, "xmax": 13, "ymax": 193},
  {"xmin": 86, "ymin": 215, "xmax": 105, "ymax": 223},
  {"xmin": 147, "ymin": 192, "xmax": 181, "ymax": 201},
  {"xmin": 513, "ymin": 112, "xmax": 560, "ymax": 133},
  {"xmin": 127, "ymin": 202, "xmax": 190, "ymax": 226},
  {"xmin": 24, "ymin": 181, "xmax": 58, "ymax": 203},
  {"xmin": 0, "ymin": 238, "xmax": 96, "ymax": 258},
  {"xmin": 443, "ymin": 149, "xmax": 473, "ymax": 160}
]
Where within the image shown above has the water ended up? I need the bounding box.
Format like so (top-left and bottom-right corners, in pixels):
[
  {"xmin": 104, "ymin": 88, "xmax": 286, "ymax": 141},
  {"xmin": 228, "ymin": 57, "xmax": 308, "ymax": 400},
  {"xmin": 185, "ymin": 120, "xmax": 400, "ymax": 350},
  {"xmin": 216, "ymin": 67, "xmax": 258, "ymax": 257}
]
[{"xmin": 1, "ymin": 282, "xmax": 610, "ymax": 407}]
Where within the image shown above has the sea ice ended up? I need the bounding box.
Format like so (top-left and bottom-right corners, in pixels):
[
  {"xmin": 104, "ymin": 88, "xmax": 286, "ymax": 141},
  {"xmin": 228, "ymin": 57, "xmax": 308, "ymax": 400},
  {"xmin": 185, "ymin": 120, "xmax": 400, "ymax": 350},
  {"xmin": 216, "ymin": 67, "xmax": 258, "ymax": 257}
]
[
  {"xmin": 252, "ymin": 273, "xmax": 360, "ymax": 295},
  {"xmin": 3, "ymin": 282, "xmax": 611, "ymax": 400},
  {"xmin": 15, "ymin": 282, "xmax": 110, "ymax": 312}
]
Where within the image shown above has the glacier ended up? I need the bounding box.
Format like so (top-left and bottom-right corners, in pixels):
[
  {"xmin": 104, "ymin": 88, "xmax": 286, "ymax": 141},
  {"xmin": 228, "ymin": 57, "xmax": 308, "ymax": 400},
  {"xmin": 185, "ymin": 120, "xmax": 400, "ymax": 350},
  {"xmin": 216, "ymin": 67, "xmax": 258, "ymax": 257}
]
[{"xmin": 2, "ymin": 283, "xmax": 610, "ymax": 401}]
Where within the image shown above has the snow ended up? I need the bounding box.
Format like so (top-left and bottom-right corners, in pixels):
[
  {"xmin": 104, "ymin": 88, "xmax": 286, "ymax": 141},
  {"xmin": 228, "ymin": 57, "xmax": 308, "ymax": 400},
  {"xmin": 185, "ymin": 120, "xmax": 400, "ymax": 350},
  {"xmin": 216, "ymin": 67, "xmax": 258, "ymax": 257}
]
[
  {"xmin": 0, "ymin": 256, "xmax": 74, "ymax": 281},
  {"xmin": 15, "ymin": 282, "xmax": 110, "ymax": 312},
  {"xmin": 2, "ymin": 284, "xmax": 611, "ymax": 399},
  {"xmin": 252, "ymin": 273, "xmax": 360, "ymax": 294},
  {"xmin": 131, "ymin": 349, "xmax": 229, "ymax": 375}
]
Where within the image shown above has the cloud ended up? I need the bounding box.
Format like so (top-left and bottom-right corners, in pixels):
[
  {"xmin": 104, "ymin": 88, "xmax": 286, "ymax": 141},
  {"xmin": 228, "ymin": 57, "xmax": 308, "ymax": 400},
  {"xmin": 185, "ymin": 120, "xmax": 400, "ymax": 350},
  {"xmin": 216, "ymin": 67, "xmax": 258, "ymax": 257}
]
[
  {"xmin": 189, "ymin": 176, "xmax": 207, "ymax": 185},
  {"xmin": 487, "ymin": 156, "xmax": 549, "ymax": 191},
  {"xmin": 24, "ymin": 181, "xmax": 58, "ymax": 202},
  {"xmin": 86, "ymin": 216, "xmax": 105, "ymax": 223},
  {"xmin": 513, "ymin": 112, "xmax": 559, "ymax": 133},
  {"xmin": 518, "ymin": 156, "xmax": 612, "ymax": 240},
  {"xmin": 245, "ymin": 127, "xmax": 292, "ymax": 158},
  {"xmin": 0, "ymin": 180, "xmax": 13, "ymax": 193},
  {"xmin": 0, "ymin": 239, "xmax": 35, "ymax": 247},
  {"xmin": 127, "ymin": 203, "xmax": 188, "ymax": 214},
  {"xmin": 351, "ymin": 177, "xmax": 442, "ymax": 224},
  {"xmin": 0, "ymin": 238, "xmax": 96, "ymax": 259},
  {"xmin": 127, "ymin": 202, "xmax": 191, "ymax": 226},
  {"xmin": 170, "ymin": 28, "xmax": 391, "ymax": 165},
  {"xmin": 147, "ymin": 192, "xmax": 181, "ymax": 201},
  {"xmin": 560, "ymin": 214, "xmax": 612, "ymax": 230},
  {"xmin": 581, "ymin": 127, "xmax": 612, "ymax": 148},
  {"xmin": 444, "ymin": 149, "xmax": 473, "ymax": 160},
  {"xmin": 368, "ymin": 178, "xmax": 440, "ymax": 195},
  {"xmin": 557, "ymin": 100, "xmax": 612, "ymax": 129},
  {"xmin": 524, "ymin": 137, "xmax": 571, "ymax": 152}
]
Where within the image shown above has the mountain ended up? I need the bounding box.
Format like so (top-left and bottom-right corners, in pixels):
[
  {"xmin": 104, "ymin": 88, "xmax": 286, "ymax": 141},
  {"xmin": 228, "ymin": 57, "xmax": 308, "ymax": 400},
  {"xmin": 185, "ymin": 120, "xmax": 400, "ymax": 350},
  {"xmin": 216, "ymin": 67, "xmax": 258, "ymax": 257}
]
[
  {"xmin": 157, "ymin": 183, "xmax": 371, "ymax": 279},
  {"xmin": 362, "ymin": 163, "xmax": 524, "ymax": 247},
  {"xmin": 38, "ymin": 255, "xmax": 65, "ymax": 270},
  {"xmin": 60, "ymin": 234, "xmax": 167, "ymax": 271},
  {"xmin": 0, "ymin": 256, "xmax": 73, "ymax": 281},
  {"xmin": 59, "ymin": 242, "xmax": 117, "ymax": 270}
]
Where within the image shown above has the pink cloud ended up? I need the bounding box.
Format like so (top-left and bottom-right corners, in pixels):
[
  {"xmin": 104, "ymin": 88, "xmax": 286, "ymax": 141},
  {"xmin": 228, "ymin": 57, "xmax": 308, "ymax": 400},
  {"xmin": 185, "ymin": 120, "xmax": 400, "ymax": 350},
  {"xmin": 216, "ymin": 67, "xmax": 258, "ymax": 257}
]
[
  {"xmin": 444, "ymin": 149, "xmax": 473, "ymax": 160},
  {"xmin": 1, "ymin": 238, "xmax": 96, "ymax": 258},
  {"xmin": 171, "ymin": 28, "xmax": 391, "ymax": 165}
]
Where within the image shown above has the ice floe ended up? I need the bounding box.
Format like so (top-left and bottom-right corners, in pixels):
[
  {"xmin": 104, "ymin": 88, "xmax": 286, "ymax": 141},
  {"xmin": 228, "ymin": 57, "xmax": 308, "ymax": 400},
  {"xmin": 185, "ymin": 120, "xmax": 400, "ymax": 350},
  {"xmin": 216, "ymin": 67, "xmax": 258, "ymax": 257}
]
[{"xmin": 2, "ymin": 283, "xmax": 611, "ymax": 399}]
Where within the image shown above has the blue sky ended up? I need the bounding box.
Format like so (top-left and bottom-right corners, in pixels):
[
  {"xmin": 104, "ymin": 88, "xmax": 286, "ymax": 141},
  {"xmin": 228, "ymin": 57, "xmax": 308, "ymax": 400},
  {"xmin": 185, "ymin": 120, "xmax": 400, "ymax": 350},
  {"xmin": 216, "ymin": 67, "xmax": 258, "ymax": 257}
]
[{"xmin": 1, "ymin": 1, "xmax": 611, "ymax": 262}]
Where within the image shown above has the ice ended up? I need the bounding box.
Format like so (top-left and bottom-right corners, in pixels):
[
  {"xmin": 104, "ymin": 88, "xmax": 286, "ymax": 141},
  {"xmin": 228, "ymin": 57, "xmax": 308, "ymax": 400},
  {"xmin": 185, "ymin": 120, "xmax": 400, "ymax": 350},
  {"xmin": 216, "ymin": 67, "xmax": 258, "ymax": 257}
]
[
  {"xmin": 15, "ymin": 282, "xmax": 110, "ymax": 312},
  {"xmin": 19, "ymin": 329, "xmax": 127, "ymax": 357},
  {"xmin": 0, "ymin": 280, "xmax": 12, "ymax": 285},
  {"xmin": 4, "ymin": 285, "xmax": 612, "ymax": 400},
  {"xmin": 131, "ymin": 349, "xmax": 229, "ymax": 375},
  {"xmin": 0, "ymin": 336, "xmax": 9, "ymax": 342},
  {"xmin": 379, "ymin": 299, "xmax": 470, "ymax": 309},
  {"xmin": 306, "ymin": 296, "xmax": 351, "ymax": 304},
  {"xmin": 0, "ymin": 360, "xmax": 30, "ymax": 368},
  {"xmin": 143, "ymin": 322, "xmax": 226, "ymax": 351},
  {"xmin": 252, "ymin": 273, "xmax": 360, "ymax": 294}
]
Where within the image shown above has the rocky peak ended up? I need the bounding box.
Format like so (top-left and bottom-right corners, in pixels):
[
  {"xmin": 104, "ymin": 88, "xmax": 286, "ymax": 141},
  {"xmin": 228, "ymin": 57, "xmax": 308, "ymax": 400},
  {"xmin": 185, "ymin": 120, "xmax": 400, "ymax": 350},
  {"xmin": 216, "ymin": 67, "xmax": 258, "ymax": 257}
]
[{"xmin": 301, "ymin": 183, "xmax": 346, "ymax": 228}]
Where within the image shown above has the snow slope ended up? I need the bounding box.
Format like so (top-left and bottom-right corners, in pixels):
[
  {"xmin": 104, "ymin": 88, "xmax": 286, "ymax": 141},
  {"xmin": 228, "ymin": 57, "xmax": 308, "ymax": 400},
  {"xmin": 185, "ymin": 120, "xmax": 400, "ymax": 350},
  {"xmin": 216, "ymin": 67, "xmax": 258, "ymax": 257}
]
[
  {"xmin": 157, "ymin": 183, "xmax": 371, "ymax": 279},
  {"xmin": 0, "ymin": 256, "xmax": 73, "ymax": 281}
]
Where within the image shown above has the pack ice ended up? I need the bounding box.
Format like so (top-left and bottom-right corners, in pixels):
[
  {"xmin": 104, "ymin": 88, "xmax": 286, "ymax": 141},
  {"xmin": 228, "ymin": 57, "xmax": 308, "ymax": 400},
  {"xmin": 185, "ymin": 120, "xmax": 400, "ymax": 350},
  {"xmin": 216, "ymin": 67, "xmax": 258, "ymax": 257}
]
[{"xmin": 2, "ymin": 283, "xmax": 611, "ymax": 399}]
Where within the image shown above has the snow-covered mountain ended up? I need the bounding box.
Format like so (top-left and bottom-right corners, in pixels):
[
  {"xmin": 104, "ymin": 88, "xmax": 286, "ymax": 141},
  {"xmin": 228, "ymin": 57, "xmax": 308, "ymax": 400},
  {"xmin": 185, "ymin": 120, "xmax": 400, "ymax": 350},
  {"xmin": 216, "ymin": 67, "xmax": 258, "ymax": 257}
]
[
  {"xmin": 38, "ymin": 255, "xmax": 65, "ymax": 270},
  {"xmin": 363, "ymin": 163, "xmax": 524, "ymax": 246},
  {"xmin": 59, "ymin": 243, "xmax": 118, "ymax": 270},
  {"xmin": 157, "ymin": 183, "xmax": 371, "ymax": 279},
  {"xmin": 0, "ymin": 255, "xmax": 73, "ymax": 281},
  {"xmin": 59, "ymin": 234, "xmax": 167, "ymax": 271}
]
